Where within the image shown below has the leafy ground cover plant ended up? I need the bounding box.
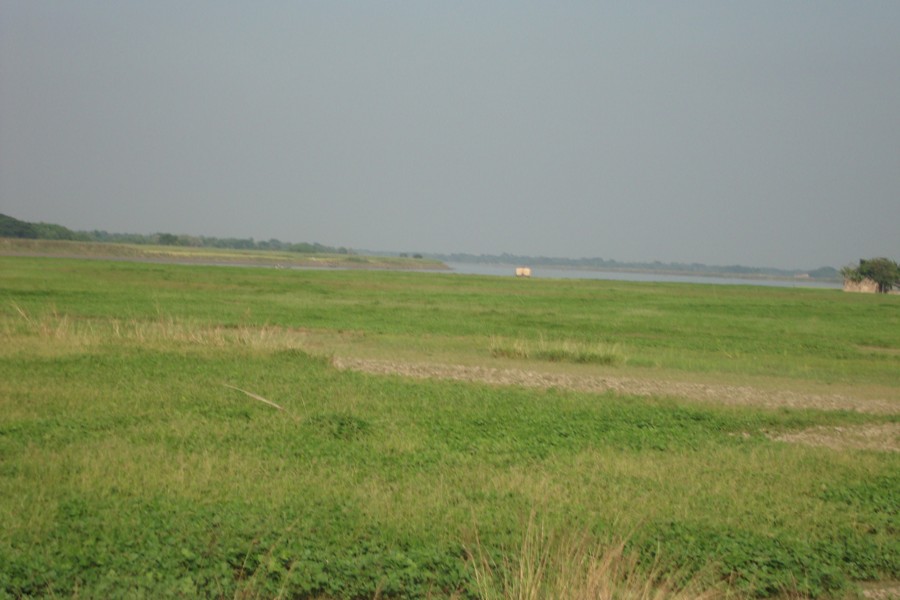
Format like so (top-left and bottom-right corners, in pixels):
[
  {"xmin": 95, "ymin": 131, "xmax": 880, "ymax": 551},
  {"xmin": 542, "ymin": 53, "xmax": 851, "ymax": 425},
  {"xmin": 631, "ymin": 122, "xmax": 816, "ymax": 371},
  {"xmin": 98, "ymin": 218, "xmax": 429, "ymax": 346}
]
[
  {"xmin": 489, "ymin": 335, "xmax": 625, "ymax": 365},
  {"xmin": 0, "ymin": 256, "xmax": 897, "ymax": 598}
]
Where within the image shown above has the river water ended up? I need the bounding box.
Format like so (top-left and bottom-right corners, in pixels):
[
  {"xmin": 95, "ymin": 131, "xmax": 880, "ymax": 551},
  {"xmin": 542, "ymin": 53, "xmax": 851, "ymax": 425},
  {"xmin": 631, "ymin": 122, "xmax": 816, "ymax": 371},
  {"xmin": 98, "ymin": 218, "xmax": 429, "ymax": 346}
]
[{"xmin": 445, "ymin": 262, "xmax": 842, "ymax": 289}]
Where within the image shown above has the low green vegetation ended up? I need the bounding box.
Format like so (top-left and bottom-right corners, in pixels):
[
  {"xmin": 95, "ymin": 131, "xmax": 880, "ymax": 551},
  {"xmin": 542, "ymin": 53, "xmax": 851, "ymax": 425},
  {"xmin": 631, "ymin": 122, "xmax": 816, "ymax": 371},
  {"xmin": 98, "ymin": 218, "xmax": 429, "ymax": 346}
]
[
  {"xmin": 0, "ymin": 213, "xmax": 87, "ymax": 242},
  {"xmin": 490, "ymin": 335, "xmax": 624, "ymax": 365},
  {"xmin": 0, "ymin": 255, "xmax": 897, "ymax": 598},
  {"xmin": 0, "ymin": 213, "xmax": 349, "ymax": 255}
]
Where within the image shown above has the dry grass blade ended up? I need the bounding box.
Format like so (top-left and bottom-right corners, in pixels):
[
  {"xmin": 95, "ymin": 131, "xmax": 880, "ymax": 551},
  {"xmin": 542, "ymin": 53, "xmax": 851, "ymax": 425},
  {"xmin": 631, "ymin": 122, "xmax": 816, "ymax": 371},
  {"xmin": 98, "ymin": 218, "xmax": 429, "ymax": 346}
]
[
  {"xmin": 223, "ymin": 383, "xmax": 285, "ymax": 411},
  {"xmin": 10, "ymin": 301, "xmax": 34, "ymax": 325},
  {"xmin": 469, "ymin": 514, "xmax": 725, "ymax": 600}
]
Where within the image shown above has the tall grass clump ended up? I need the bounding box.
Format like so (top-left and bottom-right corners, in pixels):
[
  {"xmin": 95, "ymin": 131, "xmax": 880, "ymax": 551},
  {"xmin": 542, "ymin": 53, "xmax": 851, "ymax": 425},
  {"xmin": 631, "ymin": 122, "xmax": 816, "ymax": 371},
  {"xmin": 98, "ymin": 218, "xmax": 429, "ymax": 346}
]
[
  {"xmin": 490, "ymin": 335, "xmax": 625, "ymax": 365},
  {"xmin": 4, "ymin": 302, "xmax": 316, "ymax": 353},
  {"xmin": 469, "ymin": 516, "xmax": 723, "ymax": 600}
]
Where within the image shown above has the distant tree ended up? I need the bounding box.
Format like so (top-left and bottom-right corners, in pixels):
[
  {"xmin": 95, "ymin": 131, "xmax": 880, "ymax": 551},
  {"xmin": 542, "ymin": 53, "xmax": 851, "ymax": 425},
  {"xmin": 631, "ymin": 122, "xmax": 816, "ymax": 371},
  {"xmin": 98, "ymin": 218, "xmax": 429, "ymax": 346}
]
[
  {"xmin": 178, "ymin": 235, "xmax": 202, "ymax": 247},
  {"xmin": 157, "ymin": 233, "xmax": 179, "ymax": 245},
  {"xmin": 840, "ymin": 264, "xmax": 864, "ymax": 283},
  {"xmin": 31, "ymin": 222, "xmax": 87, "ymax": 241},
  {"xmin": 290, "ymin": 242, "xmax": 316, "ymax": 253},
  {"xmin": 257, "ymin": 238, "xmax": 288, "ymax": 251},
  {"xmin": 0, "ymin": 213, "xmax": 86, "ymax": 241},
  {"xmin": 807, "ymin": 266, "xmax": 839, "ymax": 280},
  {"xmin": 858, "ymin": 258, "xmax": 900, "ymax": 293},
  {"xmin": 0, "ymin": 214, "xmax": 38, "ymax": 238},
  {"xmin": 843, "ymin": 258, "xmax": 900, "ymax": 293}
]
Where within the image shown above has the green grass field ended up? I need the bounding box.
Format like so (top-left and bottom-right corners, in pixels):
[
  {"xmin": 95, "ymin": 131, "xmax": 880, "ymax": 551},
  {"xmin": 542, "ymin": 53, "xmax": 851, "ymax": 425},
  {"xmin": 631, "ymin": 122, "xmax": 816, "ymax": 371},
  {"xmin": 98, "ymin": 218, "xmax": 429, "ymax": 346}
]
[{"xmin": 1, "ymin": 255, "xmax": 897, "ymax": 598}]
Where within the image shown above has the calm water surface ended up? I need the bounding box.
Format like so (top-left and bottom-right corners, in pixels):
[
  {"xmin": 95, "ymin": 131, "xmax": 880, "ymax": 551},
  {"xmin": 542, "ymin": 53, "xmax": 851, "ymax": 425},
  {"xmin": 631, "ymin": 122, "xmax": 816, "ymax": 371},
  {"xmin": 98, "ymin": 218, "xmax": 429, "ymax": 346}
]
[{"xmin": 446, "ymin": 263, "xmax": 842, "ymax": 289}]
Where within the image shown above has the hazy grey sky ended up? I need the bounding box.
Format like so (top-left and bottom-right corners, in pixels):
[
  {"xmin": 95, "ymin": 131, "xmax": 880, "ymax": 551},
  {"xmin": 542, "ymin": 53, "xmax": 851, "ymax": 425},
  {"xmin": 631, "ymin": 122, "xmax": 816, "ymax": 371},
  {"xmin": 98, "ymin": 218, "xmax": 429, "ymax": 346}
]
[{"xmin": 2, "ymin": 2, "xmax": 898, "ymax": 268}]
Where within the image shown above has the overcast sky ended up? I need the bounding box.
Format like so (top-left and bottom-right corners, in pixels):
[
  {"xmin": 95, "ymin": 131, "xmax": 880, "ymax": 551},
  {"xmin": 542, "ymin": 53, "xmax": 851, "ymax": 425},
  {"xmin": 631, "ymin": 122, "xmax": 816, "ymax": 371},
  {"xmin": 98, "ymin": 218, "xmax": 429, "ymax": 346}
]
[{"xmin": 1, "ymin": 2, "xmax": 898, "ymax": 269}]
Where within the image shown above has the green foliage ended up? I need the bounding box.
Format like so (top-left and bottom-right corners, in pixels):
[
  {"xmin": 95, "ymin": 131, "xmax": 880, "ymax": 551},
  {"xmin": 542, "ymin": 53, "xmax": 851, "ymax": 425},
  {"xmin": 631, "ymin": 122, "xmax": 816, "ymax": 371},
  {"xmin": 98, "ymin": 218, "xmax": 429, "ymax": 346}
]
[
  {"xmin": 640, "ymin": 523, "xmax": 860, "ymax": 597},
  {"xmin": 806, "ymin": 266, "xmax": 839, "ymax": 280},
  {"xmin": 0, "ymin": 212, "xmax": 350, "ymax": 254},
  {"xmin": 0, "ymin": 213, "xmax": 38, "ymax": 238},
  {"xmin": 840, "ymin": 265, "xmax": 865, "ymax": 283},
  {"xmin": 859, "ymin": 258, "xmax": 900, "ymax": 293},
  {"xmin": 842, "ymin": 258, "xmax": 900, "ymax": 292},
  {"xmin": 0, "ymin": 494, "xmax": 471, "ymax": 598},
  {"xmin": 289, "ymin": 241, "xmax": 348, "ymax": 254},
  {"xmin": 1, "ymin": 257, "xmax": 898, "ymax": 598},
  {"xmin": 310, "ymin": 412, "xmax": 372, "ymax": 440},
  {"xmin": 1, "ymin": 255, "xmax": 898, "ymax": 387},
  {"xmin": 0, "ymin": 213, "xmax": 87, "ymax": 241},
  {"xmin": 490, "ymin": 336, "xmax": 624, "ymax": 365},
  {"xmin": 156, "ymin": 232, "xmax": 179, "ymax": 245}
]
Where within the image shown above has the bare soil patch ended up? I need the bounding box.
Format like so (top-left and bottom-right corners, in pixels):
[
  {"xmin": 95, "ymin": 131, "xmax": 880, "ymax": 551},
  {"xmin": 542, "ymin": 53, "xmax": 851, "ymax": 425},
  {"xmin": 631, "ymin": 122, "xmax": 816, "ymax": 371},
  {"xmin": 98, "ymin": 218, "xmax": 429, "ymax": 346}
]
[
  {"xmin": 332, "ymin": 357, "xmax": 899, "ymax": 415},
  {"xmin": 858, "ymin": 345, "xmax": 900, "ymax": 357},
  {"xmin": 769, "ymin": 424, "xmax": 899, "ymax": 453},
  {"xmin": 862, "ymin": 583, "xmax": 900, "ymax": 599}
]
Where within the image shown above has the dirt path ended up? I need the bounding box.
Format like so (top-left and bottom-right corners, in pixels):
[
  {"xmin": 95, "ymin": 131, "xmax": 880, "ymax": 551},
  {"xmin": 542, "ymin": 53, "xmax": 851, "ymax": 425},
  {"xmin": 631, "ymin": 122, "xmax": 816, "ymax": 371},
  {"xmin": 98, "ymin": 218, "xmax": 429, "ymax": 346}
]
[
  {"xmin": 333, "ymin": 357, "xmax": 899, "ymax": 452},
  {"xmin": 862, "ymin": 583, "xmax": 900, "ymax": 600},
  {"xmin": 333, "ymin": 357, "xmax": 898, "ymax": 415},
  {"xmin": 770, "ymin": 424, "xmax": 899, "ymax": 453}
]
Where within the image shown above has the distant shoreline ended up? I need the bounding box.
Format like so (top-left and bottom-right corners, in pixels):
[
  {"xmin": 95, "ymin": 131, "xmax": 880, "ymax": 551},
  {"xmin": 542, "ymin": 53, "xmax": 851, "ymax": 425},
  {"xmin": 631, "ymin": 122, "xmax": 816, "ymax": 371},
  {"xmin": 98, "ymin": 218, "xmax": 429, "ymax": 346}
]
[
  {"xmin": 0, "ymin": 238, "xmax": 450, "ymax": 271},
  {"xmin": 425, "ymin": 252, "xmax": 841, "ymax": 281},
  {"xmin": 445, "ymin": 262, "xmax": 843, "ymax": 288}
]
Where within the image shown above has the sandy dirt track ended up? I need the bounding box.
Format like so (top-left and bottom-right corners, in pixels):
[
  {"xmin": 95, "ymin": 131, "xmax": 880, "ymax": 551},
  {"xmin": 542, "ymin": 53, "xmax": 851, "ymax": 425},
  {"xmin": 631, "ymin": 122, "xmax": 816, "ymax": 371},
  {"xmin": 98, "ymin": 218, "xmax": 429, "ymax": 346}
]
[
  {"xmin": 333, "ymin": 357, "xmax": 898, "ymax": 414},
  {"xmin": 332, "ymin": 357, "xmax": 899, "ymax": 453}
]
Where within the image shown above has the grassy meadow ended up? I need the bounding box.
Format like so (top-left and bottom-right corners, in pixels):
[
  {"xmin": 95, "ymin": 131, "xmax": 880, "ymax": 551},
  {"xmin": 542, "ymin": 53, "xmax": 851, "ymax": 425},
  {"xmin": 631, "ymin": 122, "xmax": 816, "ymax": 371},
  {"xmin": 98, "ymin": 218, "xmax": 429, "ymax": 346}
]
[{"xmin": 0, "ymin": 255, "xmax": 897, "ymax": 598}]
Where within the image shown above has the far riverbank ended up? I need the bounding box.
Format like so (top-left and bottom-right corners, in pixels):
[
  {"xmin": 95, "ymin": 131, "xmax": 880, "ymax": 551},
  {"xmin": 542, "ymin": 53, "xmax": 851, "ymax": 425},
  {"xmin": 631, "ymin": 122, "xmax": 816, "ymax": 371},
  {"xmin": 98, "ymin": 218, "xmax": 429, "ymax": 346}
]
[{"xmin": 447, "ymin": 262, "xmax": 842, "ymax": 289}]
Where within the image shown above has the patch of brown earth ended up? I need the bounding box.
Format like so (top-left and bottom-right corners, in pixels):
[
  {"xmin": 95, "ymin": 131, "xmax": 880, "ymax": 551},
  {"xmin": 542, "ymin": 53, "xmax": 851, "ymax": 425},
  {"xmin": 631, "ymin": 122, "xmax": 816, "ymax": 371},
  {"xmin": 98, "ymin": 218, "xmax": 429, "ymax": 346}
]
[
  {"xmin": 332, "ymin": 357, "xmax": 898, "ymax": 415},
  {"xmin": 770, "ymin": 424, "xmax": 899, "ymax": 453},
  {"xmin": 862, "ymin": 583, "xmax": 900, "ymax": 599},
  {"xmin": 858, "ymin": 345, "xmax": 900, "ymax": 356}
]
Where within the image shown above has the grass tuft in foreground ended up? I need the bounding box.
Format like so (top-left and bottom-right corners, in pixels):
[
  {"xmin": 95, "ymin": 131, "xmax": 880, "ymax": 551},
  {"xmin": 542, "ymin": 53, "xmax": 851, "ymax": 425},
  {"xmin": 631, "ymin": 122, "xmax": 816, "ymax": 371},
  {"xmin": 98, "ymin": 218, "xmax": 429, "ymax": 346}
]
[{"xmin": 469, "ymin": 515, "xmax": 724, "ymax": 600}]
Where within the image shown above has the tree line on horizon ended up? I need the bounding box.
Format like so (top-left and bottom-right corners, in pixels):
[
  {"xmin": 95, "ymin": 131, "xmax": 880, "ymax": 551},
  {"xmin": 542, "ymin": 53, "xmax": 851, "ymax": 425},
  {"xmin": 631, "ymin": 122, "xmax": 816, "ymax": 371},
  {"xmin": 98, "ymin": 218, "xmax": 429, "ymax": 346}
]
[
  {"xmin": 0, "ymin": 213, "xmax": 350, "ymax": 255},
  {"xmin": 3, "ymin": 213, "xmax": 883, "ymax": 281}
]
